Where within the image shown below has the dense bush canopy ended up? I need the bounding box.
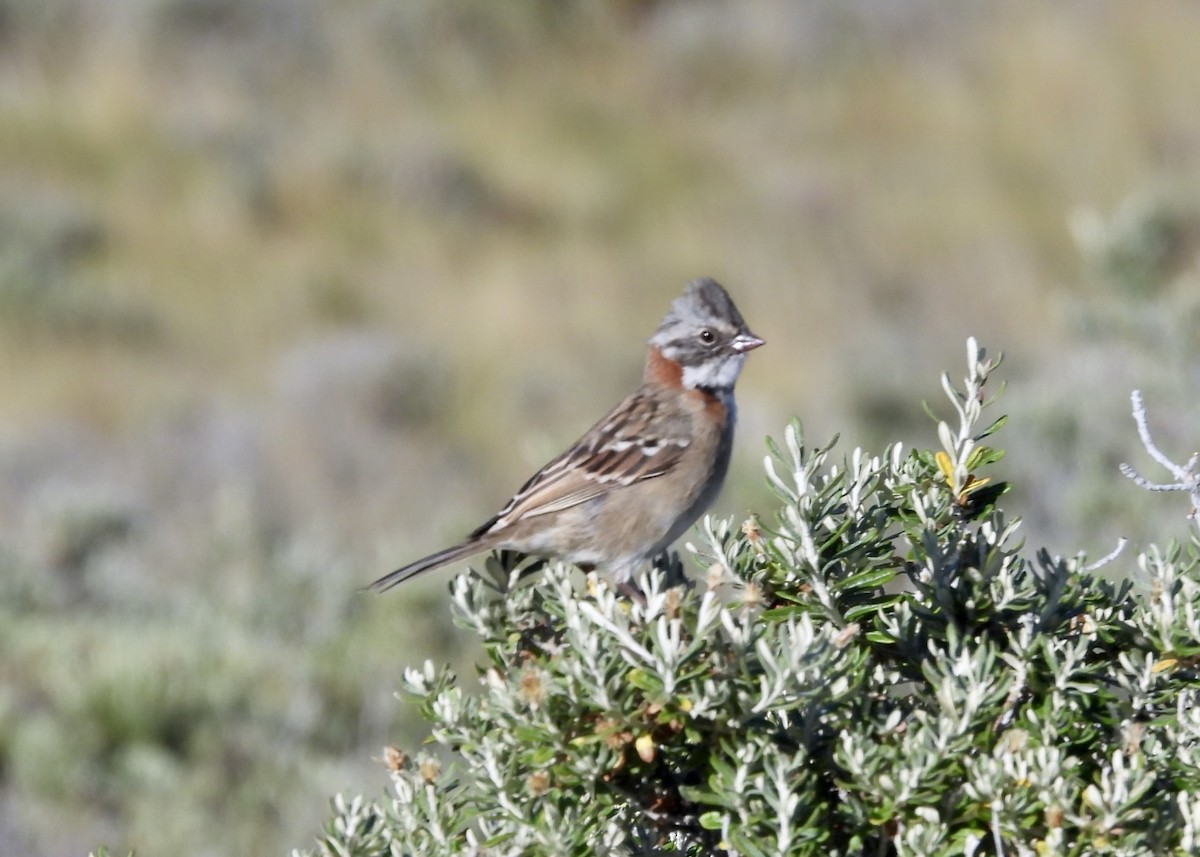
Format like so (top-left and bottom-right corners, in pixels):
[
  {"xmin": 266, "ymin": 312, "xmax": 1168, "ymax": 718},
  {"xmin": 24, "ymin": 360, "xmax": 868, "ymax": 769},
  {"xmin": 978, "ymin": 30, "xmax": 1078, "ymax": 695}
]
[{"xmin": 297, "ymin": 342, "xmax": 1200, "ymax": 856}]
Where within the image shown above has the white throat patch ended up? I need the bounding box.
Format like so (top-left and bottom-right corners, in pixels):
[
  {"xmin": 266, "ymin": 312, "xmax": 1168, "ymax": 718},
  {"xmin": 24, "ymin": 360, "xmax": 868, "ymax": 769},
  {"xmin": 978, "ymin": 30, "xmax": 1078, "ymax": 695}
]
[{"xmin": 681, "ymin": 353, "xmax": 745, "ymax": 391}]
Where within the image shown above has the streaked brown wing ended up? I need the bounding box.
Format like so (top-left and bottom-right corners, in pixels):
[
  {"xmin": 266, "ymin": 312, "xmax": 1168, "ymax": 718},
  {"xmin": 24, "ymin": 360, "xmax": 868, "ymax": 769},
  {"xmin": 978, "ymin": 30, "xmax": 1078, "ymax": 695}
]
[{"xmin": 487, "ymin": 390, "xmax": 689, "ymax": 527}]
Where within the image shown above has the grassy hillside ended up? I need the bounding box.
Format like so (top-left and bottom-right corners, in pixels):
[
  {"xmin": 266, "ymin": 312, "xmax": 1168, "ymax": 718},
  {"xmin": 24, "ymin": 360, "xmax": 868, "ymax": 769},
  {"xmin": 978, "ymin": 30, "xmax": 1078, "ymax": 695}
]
[{"xmin": 2, "ymin": 1, "xmax": 1200, "ymax": 854}]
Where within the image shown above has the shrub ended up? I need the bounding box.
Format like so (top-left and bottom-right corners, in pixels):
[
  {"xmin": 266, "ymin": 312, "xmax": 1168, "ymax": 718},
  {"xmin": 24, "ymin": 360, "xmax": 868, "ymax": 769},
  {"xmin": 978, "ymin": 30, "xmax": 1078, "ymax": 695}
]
[{"xmin": 295, "ymin": 339, "xmax": 1200, "ymax": 856}]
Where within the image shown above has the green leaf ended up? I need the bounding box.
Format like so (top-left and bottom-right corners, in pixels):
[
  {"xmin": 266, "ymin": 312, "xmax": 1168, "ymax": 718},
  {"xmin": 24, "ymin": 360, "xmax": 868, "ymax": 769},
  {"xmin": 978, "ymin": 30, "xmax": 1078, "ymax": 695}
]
[
  {"xmin": 834, "ymin": 566, "xmax": 897, "ymax": 592},
  {"xmin": 771, "ymin": 589, "xmax": 809, "ymax": 605},
  {"xmin": 964, "ymin": 444, "xmax": 1005, "ymax": 470},
  {"xmin": 844, "ymin": 594, "xmax": 905, "ymax": 622},
  {"xmin": 626, "ymin": 668, "xmax": 662, "ymax": 693},
  {"xmin": 728, "ymin": 830, "xmax": 773, "ymax": 857},
  {"xmin": 761, "ymin": 605, "xmax": 806, "ymax": 621},
  {"xmin": 678, "ymin": 784, "xmax": 725, "ymax": 805},
  {"xmin": 527, "ymin": 745, "xmax": 557, "ymax": 767}
]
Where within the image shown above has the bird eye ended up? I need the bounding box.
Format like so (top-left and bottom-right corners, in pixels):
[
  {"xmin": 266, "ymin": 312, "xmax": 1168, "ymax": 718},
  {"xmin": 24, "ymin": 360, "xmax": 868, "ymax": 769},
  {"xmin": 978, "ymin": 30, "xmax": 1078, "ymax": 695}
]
[{"xmin": 697, "ymin": 328, "xmax": 716, "ymax": 346}]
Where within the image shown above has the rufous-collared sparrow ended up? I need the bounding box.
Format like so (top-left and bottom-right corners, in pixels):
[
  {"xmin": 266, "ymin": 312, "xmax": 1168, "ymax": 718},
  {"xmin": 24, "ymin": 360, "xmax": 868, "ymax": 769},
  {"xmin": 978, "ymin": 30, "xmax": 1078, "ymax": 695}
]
[{"xmin": 369, "ymin": 278, "xmax": 764, "ymax": 592}]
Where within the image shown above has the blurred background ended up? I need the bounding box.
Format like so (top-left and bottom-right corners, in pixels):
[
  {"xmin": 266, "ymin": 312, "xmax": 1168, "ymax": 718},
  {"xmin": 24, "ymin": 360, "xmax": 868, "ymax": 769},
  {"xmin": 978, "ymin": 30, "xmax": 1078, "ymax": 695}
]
[{"xmin": 2, "ymin": 0, "xmax": 1200, "ymax": 853}]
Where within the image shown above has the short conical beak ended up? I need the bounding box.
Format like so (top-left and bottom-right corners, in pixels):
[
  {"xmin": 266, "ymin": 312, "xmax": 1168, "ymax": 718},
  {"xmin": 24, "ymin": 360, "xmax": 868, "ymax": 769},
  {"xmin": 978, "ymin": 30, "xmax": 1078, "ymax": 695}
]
[{"xmin": 731, "ymin": 332, "xmax": 765, "ymax": 353}]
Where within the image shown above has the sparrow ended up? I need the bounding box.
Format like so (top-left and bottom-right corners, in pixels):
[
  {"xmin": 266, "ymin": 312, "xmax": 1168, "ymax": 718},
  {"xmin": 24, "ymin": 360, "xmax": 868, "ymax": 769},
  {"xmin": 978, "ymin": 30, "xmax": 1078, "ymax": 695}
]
[{"xmin": 369, "ymin": 277, "xmax": 764, "ymax": 592}]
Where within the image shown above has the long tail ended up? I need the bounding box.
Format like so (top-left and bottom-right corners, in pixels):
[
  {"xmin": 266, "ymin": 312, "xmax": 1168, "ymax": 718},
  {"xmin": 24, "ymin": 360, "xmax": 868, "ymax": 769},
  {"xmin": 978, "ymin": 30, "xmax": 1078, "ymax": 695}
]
[{"xmin": 367, "ymin": 540, "xmax": 487, "ymax": 593}]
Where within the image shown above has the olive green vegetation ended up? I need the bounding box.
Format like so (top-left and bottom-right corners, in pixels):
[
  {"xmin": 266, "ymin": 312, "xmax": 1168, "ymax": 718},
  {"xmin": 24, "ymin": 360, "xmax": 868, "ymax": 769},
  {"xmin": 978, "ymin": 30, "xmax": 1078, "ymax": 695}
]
[{"xmin": 2, "ymin": 1, "xmax": 1199, "ymax": 855}]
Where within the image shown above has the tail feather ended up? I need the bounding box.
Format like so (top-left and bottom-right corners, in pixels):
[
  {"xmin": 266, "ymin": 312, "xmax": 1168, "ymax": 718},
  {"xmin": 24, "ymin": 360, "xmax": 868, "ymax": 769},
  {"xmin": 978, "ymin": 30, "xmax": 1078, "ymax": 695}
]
[{"xmin": 367, "ymin": 540, "xmax": 487, "ymax": 593}]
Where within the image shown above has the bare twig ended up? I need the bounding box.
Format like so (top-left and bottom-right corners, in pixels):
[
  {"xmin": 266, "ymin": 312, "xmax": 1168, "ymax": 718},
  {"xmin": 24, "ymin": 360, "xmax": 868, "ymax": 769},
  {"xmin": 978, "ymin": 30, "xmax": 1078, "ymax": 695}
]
[
  {"xmin": 1083, "ymin": 538, "xmax": 1128, "ymax": 573},
  {"xmin": 1119, "ymin": 390, "xmax": 1200, "ymax": 529}
]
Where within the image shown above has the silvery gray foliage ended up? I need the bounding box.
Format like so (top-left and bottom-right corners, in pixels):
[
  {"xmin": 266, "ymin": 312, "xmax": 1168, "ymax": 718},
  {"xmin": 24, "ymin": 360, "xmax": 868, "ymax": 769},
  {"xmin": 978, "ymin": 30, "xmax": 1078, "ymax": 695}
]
[{"xmin": 297, "ymin": 339, "xmax": 1200, "ymax": 857}]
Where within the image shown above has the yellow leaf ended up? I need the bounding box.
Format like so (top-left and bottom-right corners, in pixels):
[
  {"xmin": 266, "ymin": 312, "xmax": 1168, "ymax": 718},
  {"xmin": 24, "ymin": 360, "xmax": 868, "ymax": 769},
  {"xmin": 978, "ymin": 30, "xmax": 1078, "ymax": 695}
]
[
  {"xmin": 635, "ymin": 733, "xmax": 655, "ymax": 763},
  {"xmin": 963, "ymin": 474, "xmax": 991, "ymax": 493},
  {"xmin": 935, "ymin": 451, "xmax": 954, "ymax": 482},
  {"xmin": 1152, "ymin": 658, "xmax": 1178, "ymax": 673}
]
